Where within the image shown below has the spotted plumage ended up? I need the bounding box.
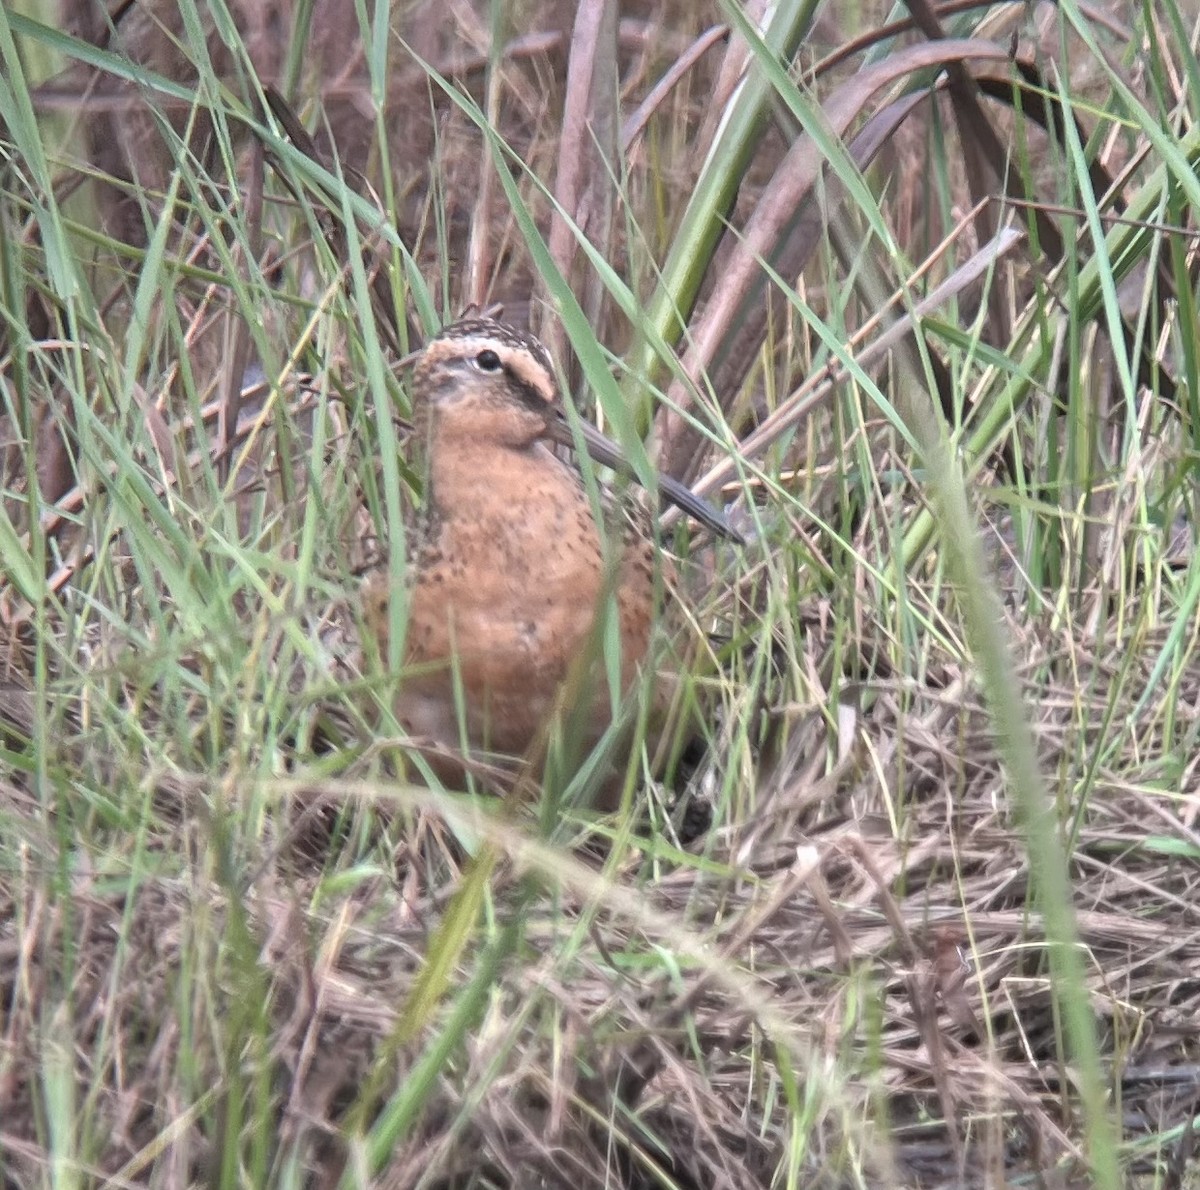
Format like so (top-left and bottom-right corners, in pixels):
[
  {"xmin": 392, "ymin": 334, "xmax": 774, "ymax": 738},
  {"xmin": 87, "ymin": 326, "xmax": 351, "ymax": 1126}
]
[{"xmin": 361, "ymin": 317, "xmax": 738, "ymax": 802}]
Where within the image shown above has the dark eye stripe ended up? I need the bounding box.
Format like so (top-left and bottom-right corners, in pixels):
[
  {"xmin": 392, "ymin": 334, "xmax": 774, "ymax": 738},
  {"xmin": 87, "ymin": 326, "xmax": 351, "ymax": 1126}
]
[{"xmin": 509, "ymin": 376, "xmax": 553, "ymax": 414}]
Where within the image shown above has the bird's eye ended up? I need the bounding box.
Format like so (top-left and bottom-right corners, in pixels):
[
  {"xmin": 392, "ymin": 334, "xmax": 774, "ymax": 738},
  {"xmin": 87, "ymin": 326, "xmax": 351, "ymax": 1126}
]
[{"xmin": 474, "ymin": 349, "xmax": 502, "ymax": 372}]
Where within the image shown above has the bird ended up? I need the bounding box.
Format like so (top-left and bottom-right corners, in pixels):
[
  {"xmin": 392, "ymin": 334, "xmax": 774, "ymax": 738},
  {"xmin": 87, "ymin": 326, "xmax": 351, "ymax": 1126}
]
[{"xmin": 360, "ymin": 316, "xmax": 740, "ymax": 805}]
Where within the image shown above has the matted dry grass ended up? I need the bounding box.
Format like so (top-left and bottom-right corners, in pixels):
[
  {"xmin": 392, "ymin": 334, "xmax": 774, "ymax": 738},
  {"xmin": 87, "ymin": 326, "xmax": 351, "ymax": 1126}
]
[
  {"xmin": 4, "ymin": 552, "xmax": 1198, "ymax": 1186},
  {"xmin": 3, "ymin": 1, "xmax": 1200, "ymax": 1187}
]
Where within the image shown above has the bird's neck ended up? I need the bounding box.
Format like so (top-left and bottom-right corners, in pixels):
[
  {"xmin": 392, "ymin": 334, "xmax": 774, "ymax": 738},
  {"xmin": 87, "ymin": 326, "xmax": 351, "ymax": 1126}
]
[{"xmin": 424, "ymin": 438, "xmax": 557, "ymax": 525}]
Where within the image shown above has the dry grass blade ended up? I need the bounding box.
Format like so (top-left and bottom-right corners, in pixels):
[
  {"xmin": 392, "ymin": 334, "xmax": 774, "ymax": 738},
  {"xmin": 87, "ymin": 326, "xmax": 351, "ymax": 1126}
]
[
  {"xmin": 543, "ymin": 0, "xmax": 621, "ymax": 364},
  {"xmin": 216, "ymin": 137, "xmax": 266, "ymax": 480},
  {"xmin": 655, "ymin": 36, "xmax": 1012, "ymax": 466},
  {"xmin": 670, "ymin": 222, "xmax": 1026, "ymax": 520},
  {"xmin": 3, "ymin": 3, "xmax": 1200, "ymax": 1188},
  {"xmin": 621, "ymin": 23, "xmax": 729, "ymax": 152}
]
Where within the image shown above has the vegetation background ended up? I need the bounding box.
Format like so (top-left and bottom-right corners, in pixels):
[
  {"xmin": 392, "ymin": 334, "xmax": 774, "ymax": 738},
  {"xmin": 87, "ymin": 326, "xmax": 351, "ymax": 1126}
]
[{"xmin": 1, "ymin": 1, "xmax": 1199, "ymax": 1186}]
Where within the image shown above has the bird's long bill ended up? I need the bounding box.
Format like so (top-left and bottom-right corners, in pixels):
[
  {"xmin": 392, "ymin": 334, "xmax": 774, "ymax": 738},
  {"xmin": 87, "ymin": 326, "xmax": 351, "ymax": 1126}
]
[{"xmin": 547, "ymin": 412, "xmax": 743, "ymax": 544}]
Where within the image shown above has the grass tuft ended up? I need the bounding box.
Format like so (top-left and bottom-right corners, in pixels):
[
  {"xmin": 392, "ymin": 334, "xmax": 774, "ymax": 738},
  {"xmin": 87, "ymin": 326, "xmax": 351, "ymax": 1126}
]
[{"xmin": 3, "ymin": 2, "xmax": 1199, "ymax": 1187}]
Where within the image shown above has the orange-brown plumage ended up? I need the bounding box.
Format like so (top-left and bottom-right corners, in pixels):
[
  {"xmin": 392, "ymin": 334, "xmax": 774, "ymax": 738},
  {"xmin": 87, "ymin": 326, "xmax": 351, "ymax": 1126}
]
[{"xmin": 362, "ymin": 317, "xmax": 736, "ymax": 799}]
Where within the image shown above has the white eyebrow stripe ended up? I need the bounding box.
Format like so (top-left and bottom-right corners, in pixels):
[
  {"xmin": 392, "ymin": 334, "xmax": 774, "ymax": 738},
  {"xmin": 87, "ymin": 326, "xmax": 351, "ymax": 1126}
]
[{"xmin": 496, "ymin": 344, "xmax": 556, "ymax": 404}]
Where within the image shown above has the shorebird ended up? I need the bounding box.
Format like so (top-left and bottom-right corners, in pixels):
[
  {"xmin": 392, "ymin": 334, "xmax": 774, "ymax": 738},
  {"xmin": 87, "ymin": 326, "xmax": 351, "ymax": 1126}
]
[{"xmin": 360, "ymin": 317, "xmax": 739, "ymax": 804}]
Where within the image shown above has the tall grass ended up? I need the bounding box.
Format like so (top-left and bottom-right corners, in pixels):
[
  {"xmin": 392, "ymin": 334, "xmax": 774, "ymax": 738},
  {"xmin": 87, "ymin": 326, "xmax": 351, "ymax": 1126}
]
[{"xmin": 3, "ymin": 1, "xmax": 1199, "ymax": 1187}]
